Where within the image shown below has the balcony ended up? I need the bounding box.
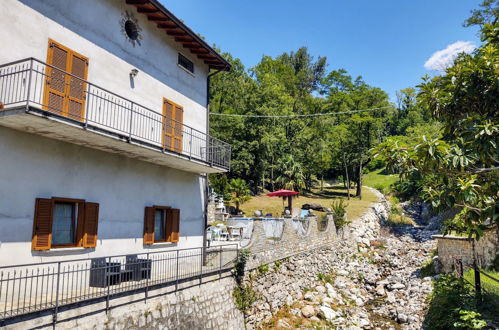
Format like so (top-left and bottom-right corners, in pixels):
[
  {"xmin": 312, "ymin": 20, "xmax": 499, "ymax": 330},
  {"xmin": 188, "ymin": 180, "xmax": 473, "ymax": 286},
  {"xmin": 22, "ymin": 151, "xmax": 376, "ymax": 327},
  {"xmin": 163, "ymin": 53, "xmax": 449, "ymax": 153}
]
[{"xmin": 0, "ymin": 58, "xmax": 230, "ymax": 173}]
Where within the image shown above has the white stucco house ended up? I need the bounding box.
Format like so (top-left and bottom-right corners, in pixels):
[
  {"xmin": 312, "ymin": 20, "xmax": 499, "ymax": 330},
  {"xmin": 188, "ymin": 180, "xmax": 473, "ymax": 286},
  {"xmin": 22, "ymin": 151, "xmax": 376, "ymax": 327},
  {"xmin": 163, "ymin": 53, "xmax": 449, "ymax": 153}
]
[{"xmin": 0, "ymin": 0, "xmax": 231, "ymax": 267}]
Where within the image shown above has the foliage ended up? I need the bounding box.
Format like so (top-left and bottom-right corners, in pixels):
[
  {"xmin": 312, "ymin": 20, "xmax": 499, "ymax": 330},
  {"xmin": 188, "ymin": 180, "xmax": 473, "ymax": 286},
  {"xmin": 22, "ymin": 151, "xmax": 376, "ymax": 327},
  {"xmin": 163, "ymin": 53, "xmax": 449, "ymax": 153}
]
[
  {"xmin": 229, "ymin": 178, "xmax": 251, "ymax": 213},
  {"xmin": 233, "ymin": 284, "xmax": 258, "ymax": 313},
  {"xmin": 424, "ymin": 274, "xmax": 486, "ymax": 329},
  {"xmin": 373, "ymin": 22, "xmax": 499, "ymax": 239},
  {"xmin": 233, "ymin": 249, "xmax": 250, "ymax": 285},
  {"xmin": 453, "ymin": 311, "xmax": 488, "ymax": 329},
  {"xmin": 257, "ymin": 264, "xmax": 269, "ymax": 274},
  {"xmin": 463, "ymin": 0, "xmax": 499, "ymax": 27},
  {"xmin": 331, "ymin": 199, "xmax": 347, "ymax": 218},
  {"xmin": 209, "ymin": 46, "xmax": 395, "ymax": 197},
  {"xmin": 331, "ymin": 199, "xmax": 350, "ymax": 228},
  {"xmin": 210, "ymin": 173, "xmax": 231, "ymax": 201}
]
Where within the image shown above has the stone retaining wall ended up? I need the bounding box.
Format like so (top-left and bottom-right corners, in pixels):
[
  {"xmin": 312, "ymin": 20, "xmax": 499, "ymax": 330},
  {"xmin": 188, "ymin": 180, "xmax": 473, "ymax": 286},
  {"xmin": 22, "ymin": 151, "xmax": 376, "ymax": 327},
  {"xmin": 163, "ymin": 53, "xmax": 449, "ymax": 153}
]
[
  {"xmin": 3, "ymin": 276, "xmax": 244, "ymax": 330},
  {"xmin": 244, "ymin": 214, "xmax": 337, "ymax": 269},
  {"xmin": 434, "ymin": 228, "xmax": 498, "ymax": 273}
]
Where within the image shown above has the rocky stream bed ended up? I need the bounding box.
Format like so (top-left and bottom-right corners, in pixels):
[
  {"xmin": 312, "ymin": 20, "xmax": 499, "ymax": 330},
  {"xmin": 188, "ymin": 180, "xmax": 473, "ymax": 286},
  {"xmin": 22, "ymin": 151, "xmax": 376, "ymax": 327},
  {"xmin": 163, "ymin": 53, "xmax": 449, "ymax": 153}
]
[{"xmin": 246, "ymin": 194, "xmax": 441, "ymax": 329}]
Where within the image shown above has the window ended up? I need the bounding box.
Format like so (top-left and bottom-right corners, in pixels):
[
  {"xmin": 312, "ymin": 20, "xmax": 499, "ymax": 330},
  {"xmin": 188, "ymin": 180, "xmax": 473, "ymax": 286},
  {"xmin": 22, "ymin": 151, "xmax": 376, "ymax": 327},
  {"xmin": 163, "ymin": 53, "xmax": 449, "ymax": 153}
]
[
  {"xmin": 154, "ymin": 209, "xmax": 166, "ymax": 242},
  {"xmin": 52, "ymin": 202, "xmax": 77, "ymax": 246},
  {"xmin": 178, "ymin": 53, "xmax": 194, "ymax": 74},
  {"xmin": 124, "ymin": 20, "xmax": 139, "ymax": 41},
  {"xmin": 144, "ymin": 206, "xmax": 180, "ymax": 244},
  {"xmin": 32, "ymin": 198, "xmax": 99, "ymax": 250}
]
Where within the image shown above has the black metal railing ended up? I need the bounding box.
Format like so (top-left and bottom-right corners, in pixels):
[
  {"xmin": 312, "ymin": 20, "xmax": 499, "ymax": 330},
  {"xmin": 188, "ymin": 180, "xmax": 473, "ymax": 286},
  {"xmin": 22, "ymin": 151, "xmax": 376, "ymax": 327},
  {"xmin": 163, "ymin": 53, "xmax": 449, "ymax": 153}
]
[
  {"xmin": 0, "ymin": 244, "xmax": 238, "ymax": 322},
  {"xmin": 0, "ymin": 58, "xmax": 231, "ymax": 170}
]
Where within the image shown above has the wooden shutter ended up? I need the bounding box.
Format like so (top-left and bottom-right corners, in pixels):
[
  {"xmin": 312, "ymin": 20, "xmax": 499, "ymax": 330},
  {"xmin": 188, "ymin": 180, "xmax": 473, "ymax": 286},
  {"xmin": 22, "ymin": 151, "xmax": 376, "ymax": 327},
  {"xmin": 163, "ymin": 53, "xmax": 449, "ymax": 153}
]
[
  {"xmin": 173, "ymin": 106, "xmax": 184, "ymax": 153},
  {"xmin": 67, "ymin": 53, "xmax": 88, "ymax": 121},
  {"xmin": 82, "ymin": 202, "xmax": 99, "ymax": 248},
  {"xmin": 44, "ymin": 39, "xmax": 88, "ymax": 121},
  {"xmin": 143, "ymin": 207, "xmax": 155, "ymax": 244},
  {"xmin": 45, "ymin": 42, "xmax": 69, "ymax": 115},
  {"xmin": 163, "ymin": 100, "xmax": 174, "ymax": 151},
  {"xmin": 167, "ymin": 208, "xmax": 180, "ymax": 243},
  {"xmin": 32, "ymin": 198, "xmax": 54, "ymax": 250}
]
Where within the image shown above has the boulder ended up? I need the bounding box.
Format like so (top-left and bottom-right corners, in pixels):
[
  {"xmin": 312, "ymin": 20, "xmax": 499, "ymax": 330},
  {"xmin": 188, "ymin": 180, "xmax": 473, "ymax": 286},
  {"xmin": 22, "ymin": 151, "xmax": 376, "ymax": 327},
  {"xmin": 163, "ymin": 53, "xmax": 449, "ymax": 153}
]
[
  {"xmin": 301, "ymin": 305, "xmax": 316, "ymax": 318},
  {"xmin": 301, "ymin": 203, "xmax": 327, "ymax": 212}
]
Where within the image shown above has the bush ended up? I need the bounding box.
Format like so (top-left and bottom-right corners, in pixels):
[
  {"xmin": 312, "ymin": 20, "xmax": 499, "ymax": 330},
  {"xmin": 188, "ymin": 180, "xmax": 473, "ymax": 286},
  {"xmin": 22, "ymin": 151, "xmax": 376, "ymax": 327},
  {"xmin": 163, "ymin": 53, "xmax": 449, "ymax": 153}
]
[
  {"xmin": 233, "ymin": 284, "xmax": 258, "ymax": 313},
  {"xmin": 424, "ymin": 274, "xmax": 487, "ymax": 329},
  {"xmin": 331, "ymin": 200, "xmax": 350, "ymax": 228}
]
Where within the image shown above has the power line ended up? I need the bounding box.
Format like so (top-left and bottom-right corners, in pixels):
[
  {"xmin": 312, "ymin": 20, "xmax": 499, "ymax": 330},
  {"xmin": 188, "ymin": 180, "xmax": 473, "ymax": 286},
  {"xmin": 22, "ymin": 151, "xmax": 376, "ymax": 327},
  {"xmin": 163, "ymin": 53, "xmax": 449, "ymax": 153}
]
[{"xmin": 209, "ymin": 106, "xmax": 392, "ymax": 118}]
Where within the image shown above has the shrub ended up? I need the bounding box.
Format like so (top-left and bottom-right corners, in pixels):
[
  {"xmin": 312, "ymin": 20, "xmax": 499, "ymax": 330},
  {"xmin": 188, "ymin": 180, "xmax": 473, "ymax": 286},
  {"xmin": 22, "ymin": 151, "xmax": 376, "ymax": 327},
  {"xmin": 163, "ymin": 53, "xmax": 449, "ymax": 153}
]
[
  {"xmin": 233, "ymin": 284, "xmax": 258, "ymax": 313},
  {"xmin": 331, "ymin": 200, "xmax": 350, "ymax": 228},
  {"xmin": 257, "ymin": 264, "xmax": 269, "ymax": 274},
  {"xmin": 424, "ymin": 274, "xmax": 486, "ymax": 329}
]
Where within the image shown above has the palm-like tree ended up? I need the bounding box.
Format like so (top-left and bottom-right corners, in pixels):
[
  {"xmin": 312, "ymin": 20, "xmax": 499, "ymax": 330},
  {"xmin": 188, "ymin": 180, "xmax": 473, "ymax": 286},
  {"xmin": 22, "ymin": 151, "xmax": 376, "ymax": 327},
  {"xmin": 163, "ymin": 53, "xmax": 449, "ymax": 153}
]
[
  {"xmin": 229, "ymin": 178, "xmax": 251, "ymax": 214},
  {"xmin": 275, "ymin": 155, "xmax": 305, "ymax": 191}
]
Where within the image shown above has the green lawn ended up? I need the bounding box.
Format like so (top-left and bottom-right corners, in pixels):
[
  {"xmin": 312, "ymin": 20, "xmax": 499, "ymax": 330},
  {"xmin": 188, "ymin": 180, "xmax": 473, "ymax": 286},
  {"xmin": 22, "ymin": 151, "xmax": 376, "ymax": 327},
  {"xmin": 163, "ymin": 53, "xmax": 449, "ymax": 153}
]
[
  {"xmin": 363, "ymin": 168, "xmax": 399, "ymax": 193},
  {"xmin": 240, "ymin": 185, "xmax": 379, "ymax": 220}
]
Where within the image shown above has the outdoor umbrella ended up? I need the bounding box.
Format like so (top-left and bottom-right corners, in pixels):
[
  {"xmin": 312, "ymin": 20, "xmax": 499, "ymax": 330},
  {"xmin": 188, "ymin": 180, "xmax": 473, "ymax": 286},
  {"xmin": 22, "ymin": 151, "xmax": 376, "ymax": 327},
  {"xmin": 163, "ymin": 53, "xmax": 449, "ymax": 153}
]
[{"xmin": 266, "ymin": 189, "xmax": 299, "ymax": 211}]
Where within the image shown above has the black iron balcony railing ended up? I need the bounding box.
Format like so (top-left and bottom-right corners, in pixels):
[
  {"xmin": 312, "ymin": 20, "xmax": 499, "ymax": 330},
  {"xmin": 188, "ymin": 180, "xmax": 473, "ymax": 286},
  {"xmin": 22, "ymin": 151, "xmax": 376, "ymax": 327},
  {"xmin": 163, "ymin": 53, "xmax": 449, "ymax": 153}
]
[
  {"xmin": 0, "ymin": 58, "xmax": 231, "ymax": 171},
  {"xmin": 0, "ymin": 244, "xmax": 238, "ymax": 322}
]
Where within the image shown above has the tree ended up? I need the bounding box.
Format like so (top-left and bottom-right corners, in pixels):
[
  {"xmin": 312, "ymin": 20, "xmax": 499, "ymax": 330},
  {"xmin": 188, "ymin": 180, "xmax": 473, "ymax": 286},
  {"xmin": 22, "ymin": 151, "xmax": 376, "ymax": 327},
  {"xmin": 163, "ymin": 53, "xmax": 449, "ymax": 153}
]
[
  {"xmin": 229, "ymin": 178, "xmax": 251, "ymax": 214},
  {"xmin": 275, "ymin": 154, "xmax": 306, "ymax": 191},
  {"xmin": 463, "ymin": 0, "xmax": 498, "ymax": 27},
  {"xmin": 375, "ymin": 22, "xmax": 499, "ymax": 238}
]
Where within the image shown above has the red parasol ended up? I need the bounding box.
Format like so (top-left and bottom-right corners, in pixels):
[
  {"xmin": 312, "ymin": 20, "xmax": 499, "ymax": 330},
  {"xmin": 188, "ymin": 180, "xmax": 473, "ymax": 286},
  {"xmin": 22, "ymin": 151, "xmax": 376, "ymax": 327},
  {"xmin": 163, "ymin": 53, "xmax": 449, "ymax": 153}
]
[
  {"xmin": 266, "ymin": 190, "xmax": 299, "ymax": 210},
  {"xmin": 266, "ymin": 189, "xmax": 299, "ymax": 197}
]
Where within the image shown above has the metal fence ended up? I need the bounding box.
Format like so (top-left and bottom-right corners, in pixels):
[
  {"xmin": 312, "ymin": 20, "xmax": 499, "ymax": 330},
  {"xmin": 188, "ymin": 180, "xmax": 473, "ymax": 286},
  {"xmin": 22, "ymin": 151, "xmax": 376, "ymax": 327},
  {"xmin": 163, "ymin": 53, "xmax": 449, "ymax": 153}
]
[
  {"xmin": 0, "ymin": 244, "xmax": 238, "ymax": 322},
  {"xmin": 0, "ymin": 58, "xmax": 231, "ymax": 170}
]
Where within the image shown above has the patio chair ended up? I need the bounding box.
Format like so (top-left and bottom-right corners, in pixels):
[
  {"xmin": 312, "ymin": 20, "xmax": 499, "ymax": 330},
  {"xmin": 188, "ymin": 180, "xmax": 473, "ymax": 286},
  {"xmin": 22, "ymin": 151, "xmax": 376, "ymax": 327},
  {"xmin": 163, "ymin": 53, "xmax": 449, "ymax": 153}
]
[
  {"xmin": 89, "ymin": 258, "xmax": 121, "ymax": 288},
  {"xmin": 125, "ymin": 255, "xmax": 152, "ymax": 281},
  {"xmin": 299, "ymin": 209, "xmax": 309, "ymax": 218}
]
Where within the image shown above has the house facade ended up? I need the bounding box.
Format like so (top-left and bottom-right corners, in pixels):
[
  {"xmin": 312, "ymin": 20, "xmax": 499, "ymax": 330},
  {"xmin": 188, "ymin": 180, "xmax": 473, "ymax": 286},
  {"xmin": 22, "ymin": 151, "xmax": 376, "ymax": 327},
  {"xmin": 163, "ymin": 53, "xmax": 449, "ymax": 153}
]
[{"xmin": 0, "ymin": 0, "xmax": 231, "ymax": 267}]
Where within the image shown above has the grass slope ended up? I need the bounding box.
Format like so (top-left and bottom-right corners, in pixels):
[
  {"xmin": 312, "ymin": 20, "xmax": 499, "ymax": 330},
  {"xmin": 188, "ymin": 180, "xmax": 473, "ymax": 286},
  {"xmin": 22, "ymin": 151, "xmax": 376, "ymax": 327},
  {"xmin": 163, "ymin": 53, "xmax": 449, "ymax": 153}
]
[{"xmin": 241, "ymin": 185, "xmax": 379, "ymax": 220}]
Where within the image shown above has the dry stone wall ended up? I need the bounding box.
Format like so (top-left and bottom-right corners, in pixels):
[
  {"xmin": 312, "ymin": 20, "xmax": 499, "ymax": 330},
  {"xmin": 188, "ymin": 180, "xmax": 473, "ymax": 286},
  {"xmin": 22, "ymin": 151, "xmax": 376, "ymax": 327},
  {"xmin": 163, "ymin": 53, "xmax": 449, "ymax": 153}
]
[{"xmin": 434, "ymin": 228, "xmax": 498, "ymax": 272}]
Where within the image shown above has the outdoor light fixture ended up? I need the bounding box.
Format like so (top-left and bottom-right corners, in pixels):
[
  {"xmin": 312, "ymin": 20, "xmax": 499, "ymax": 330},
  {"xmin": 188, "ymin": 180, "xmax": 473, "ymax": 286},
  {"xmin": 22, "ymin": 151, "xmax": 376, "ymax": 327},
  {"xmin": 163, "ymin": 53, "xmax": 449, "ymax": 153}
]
[{"xmin": 130, "ymin": 68, "xmax": 139, "ymax": 78}]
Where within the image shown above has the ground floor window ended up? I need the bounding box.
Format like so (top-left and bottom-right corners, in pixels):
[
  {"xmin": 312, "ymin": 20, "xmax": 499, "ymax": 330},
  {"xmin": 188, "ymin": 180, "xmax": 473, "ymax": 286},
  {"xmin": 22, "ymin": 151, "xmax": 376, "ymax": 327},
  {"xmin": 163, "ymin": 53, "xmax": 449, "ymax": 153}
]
[
  {"xmin": 32, "ymin": 197, "xmax": 99, "ymax": 250},
  {"xmin": 52, "ymin": 202, "xmax": 77, "ymax": 246},
  {"xmin": 144, "ymin": 206, "xmax": 180, "ymax": 244}
]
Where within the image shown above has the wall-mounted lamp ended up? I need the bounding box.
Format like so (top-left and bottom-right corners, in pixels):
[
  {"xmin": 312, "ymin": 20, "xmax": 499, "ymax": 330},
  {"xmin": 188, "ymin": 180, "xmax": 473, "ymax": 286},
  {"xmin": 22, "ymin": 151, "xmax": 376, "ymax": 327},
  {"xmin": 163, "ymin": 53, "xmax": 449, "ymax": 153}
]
[{"xmin": 130, "ymin": 68, "xmax": 139, "ymax": 78}]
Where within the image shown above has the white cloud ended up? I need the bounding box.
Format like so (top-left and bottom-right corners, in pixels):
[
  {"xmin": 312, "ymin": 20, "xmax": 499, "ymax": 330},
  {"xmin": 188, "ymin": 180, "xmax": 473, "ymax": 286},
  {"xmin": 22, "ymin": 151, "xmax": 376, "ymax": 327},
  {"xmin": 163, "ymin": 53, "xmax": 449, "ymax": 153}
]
[{"xmin": 424, "ymin": 41, "xmax": 476, "ymax": 71}]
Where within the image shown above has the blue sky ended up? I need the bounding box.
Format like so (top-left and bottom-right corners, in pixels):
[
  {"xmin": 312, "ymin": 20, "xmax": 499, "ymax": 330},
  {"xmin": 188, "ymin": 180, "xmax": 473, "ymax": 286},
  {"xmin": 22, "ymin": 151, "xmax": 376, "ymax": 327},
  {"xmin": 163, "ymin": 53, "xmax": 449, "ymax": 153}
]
[{"xmin": 162, "ymin": 1, "xmax": 481, "ymax": 100}]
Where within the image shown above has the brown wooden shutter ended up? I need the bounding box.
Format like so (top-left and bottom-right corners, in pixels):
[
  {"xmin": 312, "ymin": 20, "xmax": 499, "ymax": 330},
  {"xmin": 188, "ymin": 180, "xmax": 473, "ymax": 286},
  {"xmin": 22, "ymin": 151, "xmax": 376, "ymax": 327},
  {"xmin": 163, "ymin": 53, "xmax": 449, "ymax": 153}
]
[
  {"xmin": 32, "ymin": 198, "xmax": 54, "ymax": 250},
  {"xmin": 167, "ymin": 208, "xmax": 180, "ymax": 243},
  {"xmin": 82, "ymin": 202, "xmax": 99, "ymax": 248},
  {"xmin": 173, "ymin": 106, "xmax": 184, "ymax": 153},
  {"xmin": 143, "ymin": 207, "xmax": 155, "ymax": 244}
]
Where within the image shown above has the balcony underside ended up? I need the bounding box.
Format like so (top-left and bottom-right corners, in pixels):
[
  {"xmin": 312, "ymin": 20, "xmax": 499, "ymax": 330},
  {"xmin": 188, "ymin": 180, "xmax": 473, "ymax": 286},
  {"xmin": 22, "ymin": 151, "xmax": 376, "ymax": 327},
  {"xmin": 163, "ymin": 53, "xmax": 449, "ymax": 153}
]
[{"xmin": 0, "ymin": 106, "xmax": 226, "ymax": 174}]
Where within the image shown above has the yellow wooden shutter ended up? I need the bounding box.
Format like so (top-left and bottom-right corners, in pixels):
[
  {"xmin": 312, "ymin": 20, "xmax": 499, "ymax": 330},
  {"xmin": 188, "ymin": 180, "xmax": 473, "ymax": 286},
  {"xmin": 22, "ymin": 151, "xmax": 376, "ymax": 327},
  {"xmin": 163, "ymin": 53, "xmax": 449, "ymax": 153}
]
[
  {"xmin": 32, "ymin": 198, "xmax": 54, "ymax": 250},
  {"xmin": 173, "ymin": 106, "xmax": 184, "ymax": 153},
  {"xmin": 44, "ymin": 42, "xmax": 69, "ymax": 115},
  {"xmin": 44, "ymin": 39, "xmax": 88, "ymax": 122}
]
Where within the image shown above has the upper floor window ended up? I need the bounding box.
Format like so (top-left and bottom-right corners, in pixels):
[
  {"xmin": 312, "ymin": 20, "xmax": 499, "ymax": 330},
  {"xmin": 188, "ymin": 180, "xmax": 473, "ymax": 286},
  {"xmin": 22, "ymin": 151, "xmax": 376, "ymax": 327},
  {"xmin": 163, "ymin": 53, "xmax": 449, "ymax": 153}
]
[{"xmin": 178, "ymin": 53, "xmax": 194, "ymax": 74}]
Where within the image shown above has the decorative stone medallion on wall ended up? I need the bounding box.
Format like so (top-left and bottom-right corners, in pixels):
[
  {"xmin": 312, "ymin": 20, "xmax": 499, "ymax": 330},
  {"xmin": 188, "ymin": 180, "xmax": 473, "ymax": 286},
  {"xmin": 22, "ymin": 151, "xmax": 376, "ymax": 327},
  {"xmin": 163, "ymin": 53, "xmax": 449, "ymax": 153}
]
[{"xmin": 121, "ymin": 11, "xmax": 142, "ymax": 47}]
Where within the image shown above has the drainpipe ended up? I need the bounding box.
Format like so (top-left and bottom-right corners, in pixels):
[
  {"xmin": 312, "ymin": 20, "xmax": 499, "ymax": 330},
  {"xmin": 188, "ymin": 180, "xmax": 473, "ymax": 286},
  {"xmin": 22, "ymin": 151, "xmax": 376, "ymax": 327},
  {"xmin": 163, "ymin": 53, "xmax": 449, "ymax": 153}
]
[{"xmin": 202, "ymin": 67, "xmax": 224, "ymax": 264}]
